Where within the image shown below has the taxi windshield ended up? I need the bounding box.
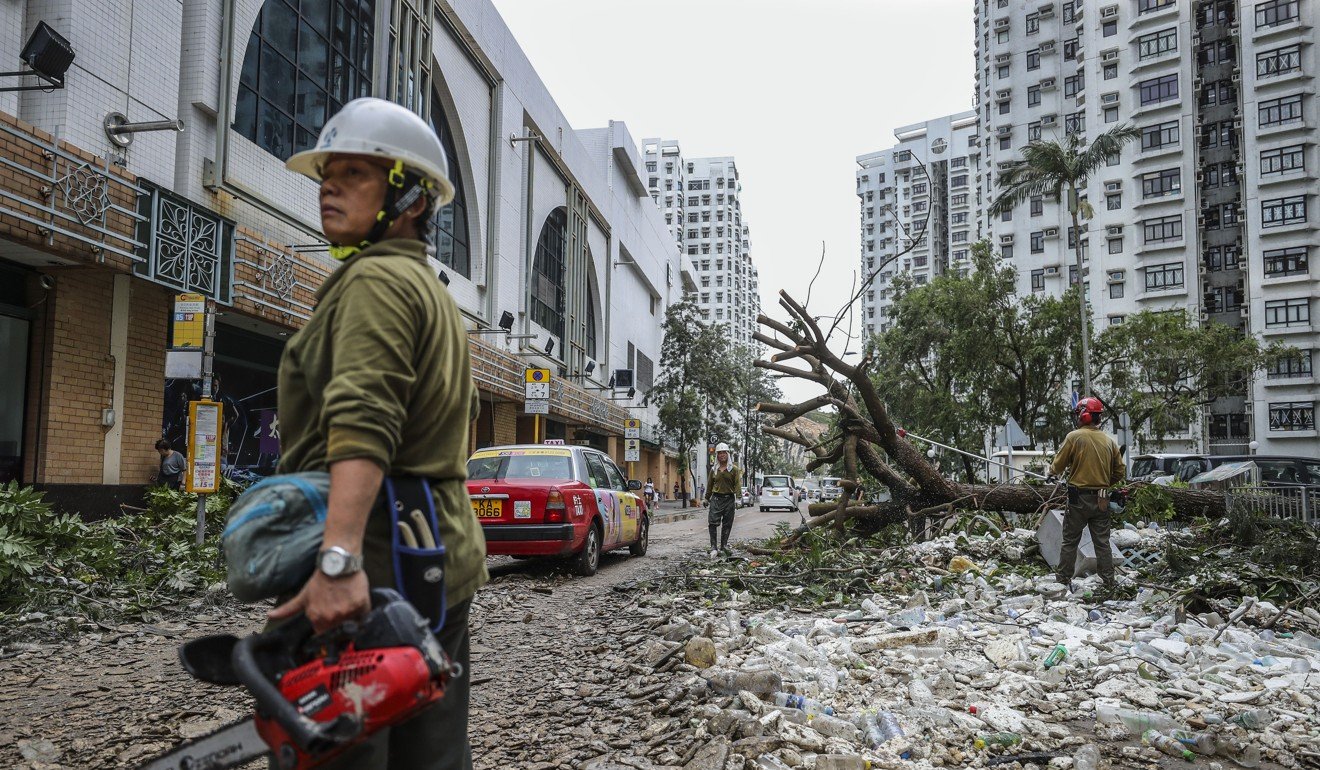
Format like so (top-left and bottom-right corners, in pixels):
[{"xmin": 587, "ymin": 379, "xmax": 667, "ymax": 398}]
[{"xmin": 468, "ymin": 453, "xmax": 575, "ymax": 481}]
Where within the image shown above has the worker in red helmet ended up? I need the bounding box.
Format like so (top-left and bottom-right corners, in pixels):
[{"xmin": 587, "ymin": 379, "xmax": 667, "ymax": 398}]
[{"xmin": 1049, "ymin": 397, "xmax": 1126, "ymax": 593}]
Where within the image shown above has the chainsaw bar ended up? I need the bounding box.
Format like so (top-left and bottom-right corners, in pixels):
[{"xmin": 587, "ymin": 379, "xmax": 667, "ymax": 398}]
[{"xmin": 139, "ymin": 717, "xmax": 268, "ymax": 770}]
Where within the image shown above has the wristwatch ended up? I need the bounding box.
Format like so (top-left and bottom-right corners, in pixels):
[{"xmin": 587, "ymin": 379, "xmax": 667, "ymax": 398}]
[{"xmin": 317, "ymin": 546, "xmax": 362, "ymax": 578}]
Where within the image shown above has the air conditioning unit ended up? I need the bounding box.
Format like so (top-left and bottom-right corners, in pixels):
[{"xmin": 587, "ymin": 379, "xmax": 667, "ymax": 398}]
[
  {"xmin": 995, "ymin": 17, "xmax": 1011, "ymax": 29},
  {"xmin": 997, "ymin": 89, "xmax": 1012, "ymax": 100},
  {"xmin": 1044, "ymin": 227, "xmax": 1060, "ymax": 237},
  {"xmin": 1101, "ymin": 49, "xmax": 1119, "ymax": 62},
  {"xmin": 1106, "ymin": 225, "xmax": 1123, "ymax": 236},
  {"xmin": 1038, "ymin": 4, "xmax": 1055, "ymax": 19},
  {"xmin": 1041, "ymin": 114, "xmax": 1058, "ymax": 126},
  {"xmin": 1000, "ymin": 233, "xmax": 1015, "ymax": 244},
  {"xmin": 996, "ymin": 52, "xmax": 1012, "ymax": 63},
  {"xmin": 997, "ymin": 125, "xmax": 1013, "ymax": 135},
  {"xmin": 1045, "ymin": 266, "xmax": 1061, "ymax": 276},
  {"xmin": 1039, "ymin": 41, "xmax": 1056, "ymax": 53},
  {"xmin": 1101, "ymin": 92, "xmax": 1120, "ymax": 104},
  {"xmin": 1239, "ymin": 306, "xmax": 1250, "ymax": 317},
  {"xmin": 1100, "ymin": 5, "xmax": 1118, "ymax": 18},
  {"xmin": 1104, "ymin": 180, "xmax": 1121, "ymax": 192},
  {"xmin": 1199, "ymin": 311, "xmax": 1209, "ymax": 321},
  {"xmin": 1108, "ymin": 270, "xmax": 1125, "ymax": 281}
]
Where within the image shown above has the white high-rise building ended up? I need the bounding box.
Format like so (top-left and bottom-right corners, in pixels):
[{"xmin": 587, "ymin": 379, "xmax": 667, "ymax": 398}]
[
  {"xmin": 856, "ymin": 111, "xmax": 982, "ymax": 336},
  {"xmin": 860, "ymin": 0, "xmax": 1316, "ymax": 455},
  {"xmin": 644, "ymin": 141, "xmax": 761, "ymax": 348}
]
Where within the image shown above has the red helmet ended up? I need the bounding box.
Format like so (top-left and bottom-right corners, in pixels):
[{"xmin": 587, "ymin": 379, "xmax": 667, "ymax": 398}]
[{"xmin": 1076, "ymin": 396, "xmax": 1104, "ymax": 426}]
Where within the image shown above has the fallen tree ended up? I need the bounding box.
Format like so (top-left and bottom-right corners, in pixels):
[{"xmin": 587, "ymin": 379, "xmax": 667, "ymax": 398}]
[{"xmin": 753, "ymin": 289, "xmax": 1226, "ymax": 542}]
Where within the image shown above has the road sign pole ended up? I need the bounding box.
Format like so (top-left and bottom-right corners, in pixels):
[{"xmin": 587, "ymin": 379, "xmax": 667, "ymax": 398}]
[{"xmin": 196, "ymin": 300, "xmax": 215, "ymax": 546}]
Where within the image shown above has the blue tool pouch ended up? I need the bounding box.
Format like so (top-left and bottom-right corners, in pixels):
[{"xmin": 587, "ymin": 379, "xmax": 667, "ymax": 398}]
[{"xmin": 384, "ymin": 476, "xmax": 447, "ymax": 633}]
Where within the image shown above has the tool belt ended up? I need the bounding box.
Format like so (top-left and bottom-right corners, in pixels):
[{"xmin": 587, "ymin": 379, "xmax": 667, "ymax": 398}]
[{"xmin": 380, "ymin": 476, "xmax": 448, "ymax": 634}]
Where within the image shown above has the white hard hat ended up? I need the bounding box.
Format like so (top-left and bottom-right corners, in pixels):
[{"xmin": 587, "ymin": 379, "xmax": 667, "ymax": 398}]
[
  {"xmin": 715, "ymin": 443, "xmax": 732, "ymax": 453},
  {"xmin": 286, "ymin": 98, "xmax": 456, "ymax": 208}
]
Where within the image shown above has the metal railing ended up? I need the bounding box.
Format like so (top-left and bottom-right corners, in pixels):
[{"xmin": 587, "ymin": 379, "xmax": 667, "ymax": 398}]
[{"xmin": 1224, "ymin": 484, "xmax": 1319, "ymax": 526}]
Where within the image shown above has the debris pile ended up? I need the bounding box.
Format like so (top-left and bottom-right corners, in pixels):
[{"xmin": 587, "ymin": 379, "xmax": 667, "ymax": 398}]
[{"xmin": 626, "ymin": 521, "xmax": 1319, "ymax": 769}]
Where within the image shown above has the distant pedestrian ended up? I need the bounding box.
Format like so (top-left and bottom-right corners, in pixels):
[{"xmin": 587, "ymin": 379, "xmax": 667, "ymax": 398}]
[
  {"xmin": 155, "ymin": 439, "xmax": 186, "ymax": 490},
  {"xmin": 1050, "ymin": 397, "xmax": 1125, "ymax": 594},
  {"xmin": 644, "ymin": 477, "xmax": 656, "ymax": 506},
  {"xmin": 707, "ymin": 444, "xmax": 741, "ymax": 558},
  {"xmin": 673, "ymin": 481, "xmax": 680, "ymax": 500}
]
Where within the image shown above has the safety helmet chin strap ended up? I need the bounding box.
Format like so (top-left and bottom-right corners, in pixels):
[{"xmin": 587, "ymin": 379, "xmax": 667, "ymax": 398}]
[{"xmin": 328, "ymin": 160, "xmax": 435, "ymax": 261}]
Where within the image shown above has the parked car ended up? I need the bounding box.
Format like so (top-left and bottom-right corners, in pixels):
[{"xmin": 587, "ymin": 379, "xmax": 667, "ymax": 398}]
[
  {"xmin": 1129, "ymin": 453, "xmax": 1195, "ymax": 483},
  {"xmin": 759, "ymin": 474, "xmax": 799, "ymax": 512},
  {"xmin": 739, "ymin": 488, "xmax": 753, "ymax": 507},
  {"xmin": 820, "ymin": 476, "xmax": 843, "ymax": 502},
  {"xmin": 466, "ymin": 445, "xmax": 648, "ymax": 576},
  {"xmin": 1168, "ymin": 454, "xmax": 1320, "ymax": 486}
]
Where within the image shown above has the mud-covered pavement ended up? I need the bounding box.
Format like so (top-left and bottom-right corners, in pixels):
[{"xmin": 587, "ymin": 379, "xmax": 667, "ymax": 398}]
[{"xmin": 0, "ymin": 505, "xmax": 798, "ymax": 769}]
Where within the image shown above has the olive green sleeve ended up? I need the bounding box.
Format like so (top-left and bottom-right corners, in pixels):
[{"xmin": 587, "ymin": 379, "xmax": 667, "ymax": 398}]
[
  {"xmin": 322, "ymin": 274, "xmax": 420, "ymax": 469},
  {"xmin": 1111, "ymin": 441, "xmax": 1127, "ymax": 485},
  {"xmin": 1050, "ymin": 434, "xmax": 1074, "ymax": 478}
]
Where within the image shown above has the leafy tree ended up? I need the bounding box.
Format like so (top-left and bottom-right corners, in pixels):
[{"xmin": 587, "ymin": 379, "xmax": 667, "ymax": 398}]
[
  {"xmin": 870, "ymin": 242, "xmax": 1076, "ymax": 479},
  {"xmin": 1093, "ymin": 310, "xmax": 1290, "ymax": 449},
  {"xmin": 989, "ymin": 124, "xmax": 1141, "ymax": 394},
  {"xmin": 649, "ymin": 298, "xmax": 738, "ymax": 504}
]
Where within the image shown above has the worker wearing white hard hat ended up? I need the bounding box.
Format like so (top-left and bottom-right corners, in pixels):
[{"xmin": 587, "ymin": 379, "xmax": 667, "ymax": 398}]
[
  {"xmin": 707, "ymin": 443, "xmax": 741, "ymax": 557},
  {"xmin": 272, "ymin": 97, "xmax": 485, "ymax": 770}
]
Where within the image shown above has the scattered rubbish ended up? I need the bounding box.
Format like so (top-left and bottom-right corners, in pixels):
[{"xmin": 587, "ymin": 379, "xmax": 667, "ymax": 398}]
[
  {"xmin": 1143, "ymin": 729, "xmax": 1196, "ymax": 761},
  {"xmin": 973, "ymin": 731, "xmax": 1023, "ymax": 750}
]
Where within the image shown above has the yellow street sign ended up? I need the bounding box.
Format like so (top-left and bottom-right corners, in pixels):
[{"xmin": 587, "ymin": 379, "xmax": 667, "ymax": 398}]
[{"xmin": 172, "ymin": 293, "xmax": 206, "ymax": 348}]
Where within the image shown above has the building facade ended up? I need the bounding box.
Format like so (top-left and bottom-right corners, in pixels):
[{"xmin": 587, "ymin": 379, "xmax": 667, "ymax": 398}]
[
  {"xmin": 856, "ymin": 111, "xmax": 981, "ymax": 336},
  {"xmin": 0, "ymin": 0, "xmax": 692, "ymax": 513},
  {"xmin": 855, "ymin": 0, "xmax": 1317, "ymax": 455}
]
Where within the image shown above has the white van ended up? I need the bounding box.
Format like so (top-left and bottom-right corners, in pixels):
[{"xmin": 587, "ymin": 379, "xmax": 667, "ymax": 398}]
[
  {"xmin": 820, "ymin": 476, "xmax": 843, "ymax": 501},
  {"xmin": 758, "ymin": 474, "xmax": 799, "ymax": 512}
]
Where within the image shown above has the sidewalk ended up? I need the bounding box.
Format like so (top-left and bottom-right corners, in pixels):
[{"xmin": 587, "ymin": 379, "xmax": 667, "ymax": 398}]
[{"xmin": 649, "ymin": 498, "xmax": 707, "ymax": 524}]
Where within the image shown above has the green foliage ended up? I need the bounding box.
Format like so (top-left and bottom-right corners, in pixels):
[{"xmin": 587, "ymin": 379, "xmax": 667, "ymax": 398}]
[
  {"xmin": 0, "ymin": 479, "xmax": 241, "ymax": 618},
  {"xmin": 1094, "ymin": 310, "xmax": 1290, "ymax": 449},
  {"xmin": 1121, "ymin": 484, "xmax": 1176, "ymax": 525},
  {"xmin": 989, "ymin": 124, "xmax": 1143, "ymax": 216}
]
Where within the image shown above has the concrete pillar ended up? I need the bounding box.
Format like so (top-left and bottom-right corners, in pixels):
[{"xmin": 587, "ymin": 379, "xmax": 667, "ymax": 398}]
[{"xmin": 101, "ymin": 275, "xmax": 131, "ymax": 484}]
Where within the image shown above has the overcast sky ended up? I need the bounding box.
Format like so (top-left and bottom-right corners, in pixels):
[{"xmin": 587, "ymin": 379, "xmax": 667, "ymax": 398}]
[{"xmin": 491, "ymin": 0, "xmax": 974, "ymax": 403}]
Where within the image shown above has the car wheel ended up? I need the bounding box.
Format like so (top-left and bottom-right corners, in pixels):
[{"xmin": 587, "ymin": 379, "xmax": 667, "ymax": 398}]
[
  {"xmin": 629, "ymin": 516, "xmax": 649, "ymax": 557},
  {"xmin": 574, "ymin": 523, "xmax": 601, "ymax": 576},
  {"xmin": 759, "ymin": 506, "xmax": 767, "ymax": 512}
]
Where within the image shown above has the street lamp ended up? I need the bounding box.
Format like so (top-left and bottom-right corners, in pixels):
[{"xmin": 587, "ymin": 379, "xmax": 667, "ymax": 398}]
[{"xmin": 1249, "ymin": 440, "xmax": 1259, "ymax": 456}]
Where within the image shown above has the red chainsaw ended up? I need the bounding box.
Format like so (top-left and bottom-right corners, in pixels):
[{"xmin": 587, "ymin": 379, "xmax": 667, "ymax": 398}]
[{"xmin": 141, "ymin": 589, "xmax": 460, "ymax": 770}]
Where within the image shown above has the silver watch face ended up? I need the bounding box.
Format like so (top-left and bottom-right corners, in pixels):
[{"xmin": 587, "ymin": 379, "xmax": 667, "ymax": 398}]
[{"xmin": 321, "ymin": 549, "xmax": 347, "ymax": 576}]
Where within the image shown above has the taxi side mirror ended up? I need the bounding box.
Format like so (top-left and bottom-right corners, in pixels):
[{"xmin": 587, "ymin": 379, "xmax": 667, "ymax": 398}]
[{"xmin": 628, "ymin": 479, "xmax": 642, "ymax": 490}]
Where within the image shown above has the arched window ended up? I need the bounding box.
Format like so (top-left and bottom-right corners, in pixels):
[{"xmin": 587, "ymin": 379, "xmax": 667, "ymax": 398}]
[
  {"xmin": 234, "ymin": 0, "xmax": 376, "ymax": 159},
  {"xmin": 430, "ymin": 97, "xmax": 470, "ymax": 277},
  {"xmin": 532, "ymin": 208, "xmax": 567, "ymax": 341}
]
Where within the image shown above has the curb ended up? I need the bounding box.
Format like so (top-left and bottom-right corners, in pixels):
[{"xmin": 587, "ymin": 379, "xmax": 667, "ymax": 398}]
[{"xmin": 651, "ymin": 507, "xmax": 706, "ymax": 525}]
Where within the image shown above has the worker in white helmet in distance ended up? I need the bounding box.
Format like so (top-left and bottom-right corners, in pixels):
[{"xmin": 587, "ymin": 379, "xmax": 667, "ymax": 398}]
[{"xmin": 707, "ymin": 443, "xmax": 741, "ymax": 558}]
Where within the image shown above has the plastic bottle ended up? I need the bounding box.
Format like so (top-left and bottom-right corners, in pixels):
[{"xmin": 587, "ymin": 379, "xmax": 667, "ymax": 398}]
[
  {"xmin": 861, "ymin": 597, "xmax": 884, "ymax": 616},
  {"xmin": 1227, "ymin": 709, "xmax": 1269, "ymax": 730},
  {"xmin": 772, "ymin": 691, "xmax": 834, "ymax": 717},
  {"xmin": 705, "ymin": 669, "xmax": 784, "ymax": 695},
  {"xmin": 753, "ymin": 755, "xmax": 793, "ymax": 770},
  {"xmin": 1216, "ymin": 738, "xmax": 1262, "ymax": 768},
  {"xmin": 809, "ymin": 712, "xmax": 860, "ymax": 741},
  {"xmin": 1143, "ymin": 730, "xmax": 1195, "ymax": 761},
  {"xmin": 888, "ymin": 607, "xmax": 926, "ymax": 627},
  {"xmin": 751, "ymin": 623, "xmax": 787, "ymax": 644},
  {"xmin": 1088, "ymin": 609, "xmax": 1105, "ymax": 623},
  {"xmin": 1170, "ymin": 729, "xmax": 1217, "ymax": 755},
  {"xmin": 1043, "ymin": 643, "xmax": 1068, "ymax": 669},
  {"xmin": 1094, "ymin": 703, "xmax": 1178, "ymax": 735},
  {"xmin": 814, "ymin": 756, "xmax": 870, "ymax": 770},
  {"xmin": 1074, "ymin": 744, "xmax": 1101, "ymax": 770},
  {"xmin": 726, "ymin": 609, "xmax": 741, "ymax": 636},
  {"xmin": 974, "ymin": 732, "xmax": 1023, "ymax": 750}
]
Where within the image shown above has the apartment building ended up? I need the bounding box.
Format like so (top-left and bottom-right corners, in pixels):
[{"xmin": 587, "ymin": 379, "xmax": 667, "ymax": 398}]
[
  {"xmin": 965, "ymin": 0, "xmax": 1316, "ymax": 453},
  {"xmin": 643, "ymin": 141, "xmax": 762, "ymax": 348},
  {"xmin": 0, "ymin": 0, "xmax": 693, "ymax": 512},
  {"xmin": 856, "ymin": 111, "xmax": 981, "ymax": 336}
]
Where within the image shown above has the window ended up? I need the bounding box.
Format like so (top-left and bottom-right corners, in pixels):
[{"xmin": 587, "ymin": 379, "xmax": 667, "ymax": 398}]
[
  {"xmin": 1031, "ymin": 269, "xmax": 1045, "ymax": 291},
  {"xmin": 1258, "ymin": 45, "xmax": 1302, "ymax": 78},
  {"xmin": 1027, "ymin": 49, "xmax": 1041, "ymax": 70},
  {"xmin": 1255, "ymin": 0, "xmax": 1300, "ymax": 28},
  {"xmin": 1267, "ymin": 351, "xmax": 1312, "ymax": 379},
  {"xmin": 1262, "ymin": 195, "xmax": 1308, "ymax": 227},
  {"xmin": 1103, "ymin": 63, "xmax": 1118, "ymax": 80},
  {"xmin": 1065, "ymin": 110, "xmax": 1085, "ymax": 135},
  {"xmin": 1264, "ymin": 297, "xmax": 1310, "ymax": 327},
  {"xmin": 998, "ymin": 64, "xmax": 1010, "ymax": 79},
  {"xmin": 1264, "ymin": 246, "xmax": 1309, "ymax": 277},
  {"xmin": 1028, "ymin": 121, "xmax": 1042, "ymax": 141},
  {"xmin": 952, "ymin": 231, "xmax": 969, "ymax": 243},
  {"xmin": 1106, "ymin": 192, "xmax": 1122, "ymax": 210},
  {"xmin": 1144, "ymin": 262, "xmax": 1184, "ymax": 290},
  {"xmin": 234, "ymin": 0, "xmax": 376, "ymax": 159},
  {"xmin": 1137, "ymin": 28, "xmax": 1178, "ymax": 60},
  {"xmin": 1141, "ymin": 120, "xmax": 1180, "ymax": 151},
  {"xmin": 1030, "ymin": 231, "xmax": 1045, "ymax": 252},
  {"xmin": 531, "ymin": 208, "xmax": 568, "ymax": 340},
  {"xmin": 1103, "ymin": 20, "xmax": 1118, "ymax": 36},
  {"xmin": 1026, "ymin": 13, "xmax": 1041, "ymax": 33},
  {"xmin": 1109, "ymin": 282, "xmax": 1124, "ymax": 298},
  {"xmin": 1210, "ymin": 413, "xmax": 1250, "ymax": 441},
  {"xmin": 997, "ymin": 29, "xmax": 1009, "ymax": 43},
  {"xmin": 1269, "ymin": 402, "xmax": 1315, "ymax": 432},
  {"xmin": 1027, "ymin": 85, "xmax": 1041, "ymax": 106},
  {"xmin": 1108, "ymin": 238, "xmax": 1123, "ymax": 254},
  {"xmin": 1261, "ymin": 145, "xmax": 1306, "ymax": 175},
  {"xmin": 952, "ymin": 193, "xmax": 968, "ymax": 205},
  {"xmin": 952, "ymin": 212, "xmax": 968, "ymax": 224},
  {"xmin": 1000, "ymin": 208, "xmax": 1012, "ymax": 222},
  {"xmin": 1138, "ymin": 0, "xmax": 1175, "ymax": 13},
  {"xmin": 1030, "ymin": 197, "xmax": 1043, "ymax": 216},
  {"xmin": 1141, "ymin": 168, "xmax": 1181, "ymax": 198},
  {"xmin": 1001, "ymin": 244, "xmax": 1014, "ymax": 259},
  {"xmin": 1062, "ymin": 1, "xmax": 1076, "ymax": 21},
  {"xmin": 1139, "ymin": 74, "xmax": 1179, "ymax": 105},
  {"xmin": 1260, "ymin": 94, "xmax": 1303, "ymax": 127},
  {"xmin": 430, "ymin": 98, "xmax": 471, "ymax": 277},
  {"xmin": 999, "ymin": 100, "xmax": 1012, "ymax": 115},
  {"xmin": 1064, "ymin": 38, "xmax": 1078, "ymax": 61},
  {"xmin": 645, "ymin": 161, "xmax": 656, "ymax": 172},
  {"xmin": 1142, "ymin": 214, "xmax": 1182, "ymax": 243},
  {"xmin": 1065, "ymin": 74, "xmax": 1083, "ymax": 98},
  {"xmin": 1104, "ymin": 106, "xmax": 1119, "ymax": 123}
]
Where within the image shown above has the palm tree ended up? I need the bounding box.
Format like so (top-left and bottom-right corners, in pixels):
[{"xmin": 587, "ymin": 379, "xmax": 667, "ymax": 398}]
[{"xmin": 989, "ymin": 124, "xmax": 1141, "ymax": 396}]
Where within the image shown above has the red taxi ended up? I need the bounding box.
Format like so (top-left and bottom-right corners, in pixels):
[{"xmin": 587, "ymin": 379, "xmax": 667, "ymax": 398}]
[{"xmin": 465, "ymin": 445, "xmax": 649, "ymax": 576}]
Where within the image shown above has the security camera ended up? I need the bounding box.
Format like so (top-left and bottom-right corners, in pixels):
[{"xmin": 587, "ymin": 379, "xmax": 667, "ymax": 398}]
[{"xmin": 39, "ymin": 274, "xmax": 55, "ymax": 290}]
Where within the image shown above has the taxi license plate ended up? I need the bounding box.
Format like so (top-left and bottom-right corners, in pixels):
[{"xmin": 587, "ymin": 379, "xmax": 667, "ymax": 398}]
[
  {"xmin": 472, "ymin": 499, "xmax": 503, "ymax": 519},
  {"xmin": 769, "ymin": 490, "xmax": 779, "ymax": 496}
]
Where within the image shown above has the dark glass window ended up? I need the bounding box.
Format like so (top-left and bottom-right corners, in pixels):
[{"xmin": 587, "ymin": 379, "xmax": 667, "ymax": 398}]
[
  {"xmin": 1264, "ymin": 246, "xmax": 1309, "ymax": 277},
  {"xmin": 1269, "ymin": 402, "xmax": 1315, "ymax": 432},
  {"xmin": 1267, "ymin": 351, "xmax": 1312, "ymax": 379},
  {"xmin": 1027, "ymin": 49, "xmax": 1041, "ymax": 70},
  {"xmin": 1262, "ymin": 195, "xmax": 1308, "ymax": 227},
  {"xmin": 1261, "ymin": 145, "xmax": 1305, "ymax": 175},
  {"xmin": 1030, "ymin": 231, "xmax": 1044, "ymax": 252},
  {"xmin": 1137, "ymin": 28, "xmax": 1178, "ymax": 60},
  {"xmin": 1030, "ymin": 269, "xmax": 1045, "ymax": 291},
  {"xmin": 1142, "ymin": 215, "xmax": 1182, "ymax": 243},
  {"xmin": 1138, "ymin": 0, "xmax": 1175, "ymax": 13},
  {"xmin": 1260, "ymin": 94, "xmax": 1303, "ymax": 127},
  {"xmin": 1141, "ymin": 120, "xmax": 1180, "ymax": 150},
  {"xmin": 1258, "ymin": 45, "xmax": 1302, "ymax": 77},
  {"xmin": 1143, "ymin": 262, "xmax": 1184, "ymax": 290},
  {"xmin": 1141, "ymin": 168, "xmax": 1181, "ymax": 198},
  {"xmin": 236, "ymin": 0, "xmax": 375, "ymax": 159},
  {"xmin": 1139, "ymin": 74, "xmax": 1179, "ymax": 105},
  {"xmin": 532, "ymin": 208, "xmax": 568, "ymax": 340},
  {"xmin": 1255, "ymin": 0, "xmax": 1300, "ymax": 28},
  {"xmin": 429, "ymin": 97, "xmax": 470, "ymax": 277},
  {"xmin": 1264, "ymin": 298, "xmax": 1310, "ymax": 327}
]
